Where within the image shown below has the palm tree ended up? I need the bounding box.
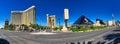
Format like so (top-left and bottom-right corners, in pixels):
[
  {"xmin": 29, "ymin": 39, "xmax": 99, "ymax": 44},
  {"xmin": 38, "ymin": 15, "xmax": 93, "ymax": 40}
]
[
  {"xmin": 58, "ymin": 18, "xmax": 60, "ymax": 27},
  {"xmin": 21, "ymin": 24, "xmax": 28, "ymax": 31}
]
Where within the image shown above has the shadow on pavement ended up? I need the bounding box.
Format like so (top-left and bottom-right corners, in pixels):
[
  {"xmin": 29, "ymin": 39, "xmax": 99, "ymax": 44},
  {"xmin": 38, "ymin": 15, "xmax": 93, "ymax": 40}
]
[
  {"xmin": 113, "ymin": 27, "xmax": 120, "ymax": 32},
  {"xmin": 103, "ymin": 33, "xmax": 120, "ymax": 40},
  {"xmin": 113, "ymin": 29, "xmax": 120, "ymax": 32},
  {"xmin": 103, "ymin": 33, "xmax": 120, "ymax": 44},
  {"xmin": 0, "ymin": 38, "xmax": 10, "ymax": 44}
]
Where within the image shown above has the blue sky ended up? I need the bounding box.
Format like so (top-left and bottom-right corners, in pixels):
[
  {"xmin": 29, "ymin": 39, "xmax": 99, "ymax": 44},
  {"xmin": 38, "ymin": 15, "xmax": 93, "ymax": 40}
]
[{"xmin": 0, "ymin": 0, "xmax": 120, "ymax": 28}]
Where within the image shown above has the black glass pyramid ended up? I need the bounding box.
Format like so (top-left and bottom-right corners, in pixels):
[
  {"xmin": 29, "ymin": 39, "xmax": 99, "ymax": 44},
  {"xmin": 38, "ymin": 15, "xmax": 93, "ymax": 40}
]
[{"xmin": 73, "ymin": 15, "xmax": 94, "ymax": 26}]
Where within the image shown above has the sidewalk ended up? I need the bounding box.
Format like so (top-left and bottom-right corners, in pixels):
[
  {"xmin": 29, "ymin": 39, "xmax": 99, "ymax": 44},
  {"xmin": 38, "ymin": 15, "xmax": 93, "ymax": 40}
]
[{"xmin": 30, "ymin": 32, "xmax": 56, "ymax": 35}]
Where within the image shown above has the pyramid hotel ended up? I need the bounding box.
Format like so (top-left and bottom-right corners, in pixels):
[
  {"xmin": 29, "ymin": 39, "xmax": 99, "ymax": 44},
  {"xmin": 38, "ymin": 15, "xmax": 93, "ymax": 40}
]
[{"xmin": 11, "ymin": 6, "xmax": 36, "ymax": 26}]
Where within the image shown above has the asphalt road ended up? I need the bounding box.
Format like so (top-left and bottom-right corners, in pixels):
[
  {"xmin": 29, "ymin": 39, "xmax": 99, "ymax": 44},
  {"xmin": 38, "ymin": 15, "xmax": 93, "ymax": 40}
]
[{"xmin": 0, "ymin": 27, "xmax": 119, "ymax": 44}]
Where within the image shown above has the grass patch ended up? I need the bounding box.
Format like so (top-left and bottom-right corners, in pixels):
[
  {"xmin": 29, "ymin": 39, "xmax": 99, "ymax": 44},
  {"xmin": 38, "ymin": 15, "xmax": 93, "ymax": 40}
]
[{"xmin": 70, "ymin": 26, "xmax": 109, "ymax": 32}]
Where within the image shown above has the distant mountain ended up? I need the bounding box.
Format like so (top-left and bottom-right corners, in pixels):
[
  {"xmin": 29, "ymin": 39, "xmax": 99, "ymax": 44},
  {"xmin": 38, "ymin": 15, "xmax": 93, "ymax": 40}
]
[{"xmin": 73, "ymin": 15, "xmax": 94, "ymax": 26}]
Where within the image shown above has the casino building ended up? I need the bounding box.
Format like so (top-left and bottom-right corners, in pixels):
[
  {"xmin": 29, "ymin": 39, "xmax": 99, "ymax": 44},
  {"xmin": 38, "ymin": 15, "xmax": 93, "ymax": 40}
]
[
  {"xmin": 46, "ymin": 14, "xmax": 56, "ymax": 28},
  {"xmin": 73, "ymin": 15, "xmax": 94, "ymax": 26},
  {"xmin": 11, "ymin": 6, "xmax": 36, "ymax": 25}
]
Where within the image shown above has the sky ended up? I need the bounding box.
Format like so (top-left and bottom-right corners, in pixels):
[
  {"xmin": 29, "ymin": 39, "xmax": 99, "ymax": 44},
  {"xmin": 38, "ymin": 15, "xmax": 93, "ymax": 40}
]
[{"xmin": 0, "ymin": 0, "xmax": 120, "ymax": 28}]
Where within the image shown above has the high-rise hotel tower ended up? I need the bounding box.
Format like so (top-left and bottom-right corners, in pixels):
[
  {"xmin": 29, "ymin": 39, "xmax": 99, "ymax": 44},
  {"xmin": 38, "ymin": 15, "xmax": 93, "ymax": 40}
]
[{"xmin": 11, "ymin": 6, "xmax": 36, "ymax": 25}]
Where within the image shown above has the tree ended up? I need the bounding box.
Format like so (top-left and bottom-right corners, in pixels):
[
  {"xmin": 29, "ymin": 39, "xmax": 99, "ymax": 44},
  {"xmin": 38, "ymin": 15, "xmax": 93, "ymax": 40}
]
[
  {"xmin": 29, "ymin": 24, "xmax": 39, "ymax": 30},
  {"xmin": 4, "ymin": 24, "xmax": 14, "ymax": 30},
  {"xmin": 21, "ymin": 24, "xmax": 28, "ymax": 30},
  {"xmin": 53, "ymin": 27, "xmax": 58, "ymax": 31},
  {"xmin": 58, "ymin": 18, "xmax": 60, "ymax": 27}
]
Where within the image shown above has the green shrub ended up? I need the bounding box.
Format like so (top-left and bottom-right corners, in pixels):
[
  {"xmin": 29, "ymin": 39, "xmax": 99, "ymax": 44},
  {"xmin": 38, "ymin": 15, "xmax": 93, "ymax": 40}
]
[
  {"xmin": 80, "ymin": 27, "xmax": 90, "ymax": 32},
  {"xmin": 69, "ymin": 25, "xmax": 108, "ymax": 32},
  {"xmin": 53, "ymin": 27, "xmax": 58, "ymax": 31},
  {"xmin": 29, "ymin": 24, "xmax": 39, "ymax": 30},
  {"xmin": 70, "ymin": 27, "xmax": 79, "ymax": 32},
  {"xmin": 4, "ymin": 25, "xmax": 14, "ymax": 30}
]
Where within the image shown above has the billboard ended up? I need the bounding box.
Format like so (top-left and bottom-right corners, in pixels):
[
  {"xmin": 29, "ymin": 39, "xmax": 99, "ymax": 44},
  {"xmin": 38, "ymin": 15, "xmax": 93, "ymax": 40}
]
[{"xmin": 64, "ymin": 8, "xmax": 69, "ymax": 20}]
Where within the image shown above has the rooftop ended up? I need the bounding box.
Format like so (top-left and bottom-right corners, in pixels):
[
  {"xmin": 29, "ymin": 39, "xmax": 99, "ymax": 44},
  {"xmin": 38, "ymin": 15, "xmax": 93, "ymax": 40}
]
[
  {"xmin": 11, "ymin": 11, "xmax": 24, "ymax": 13},
  {"xmin": 11, "ymin": 5, "xmax": 35, "ymax": 13}
]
